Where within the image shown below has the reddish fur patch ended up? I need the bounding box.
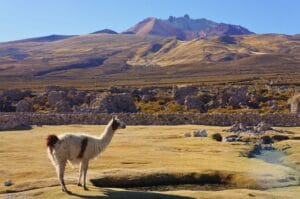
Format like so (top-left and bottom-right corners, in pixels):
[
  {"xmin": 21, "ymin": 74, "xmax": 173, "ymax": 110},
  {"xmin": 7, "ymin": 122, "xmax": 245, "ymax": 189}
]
[
  {"xmin": 112, "ymin": 119, "xmax": 119, "ymax": 130},
  {"xmin": 77, "ymin": 138, "xmax": 88, "ymax": 158},
  {"xmin": 46, "ymin": 134, "xmax": 59, "ymax": 153}
]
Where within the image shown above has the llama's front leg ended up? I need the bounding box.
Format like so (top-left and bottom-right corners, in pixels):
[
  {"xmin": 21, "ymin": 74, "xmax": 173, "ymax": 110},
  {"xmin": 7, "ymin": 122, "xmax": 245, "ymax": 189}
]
[
  {"xmin": 77, "ymin": 162, "xmax": 83, "ymax": 186},
  {"xmin": 56, "ymin": 161, "xmax": 69, "ymax": 193},
  {"xmin": 82, "ymin": 160, "xmax": 89, "ymax": 190}
]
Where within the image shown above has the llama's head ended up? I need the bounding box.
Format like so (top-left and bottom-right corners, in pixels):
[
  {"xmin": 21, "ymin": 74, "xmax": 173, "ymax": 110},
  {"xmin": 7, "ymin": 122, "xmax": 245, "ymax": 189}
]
[{"xmin": 111, "ymin": 116, "xmax": 126, "ymax": 130}]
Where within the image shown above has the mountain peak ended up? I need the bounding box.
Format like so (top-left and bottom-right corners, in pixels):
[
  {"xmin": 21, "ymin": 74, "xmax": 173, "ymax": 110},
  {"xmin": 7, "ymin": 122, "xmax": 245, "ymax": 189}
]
[
  {"xmin": 127, "ymin": 17, "xmax": 186, "ymax": 39},
  {"xmin": 91, "ymin": 29, "xmax": 118, "ymax": 34},
  {"xmin": 127, "ymin": 15, "xmax": 253, "ymax": 40}
]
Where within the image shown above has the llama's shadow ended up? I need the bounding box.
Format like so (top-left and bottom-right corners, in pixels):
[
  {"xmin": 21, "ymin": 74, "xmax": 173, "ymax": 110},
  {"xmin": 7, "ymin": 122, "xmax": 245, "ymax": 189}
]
[{"xmin": 68, "ymin": 188, "xmax": 193, "ymax": 199}]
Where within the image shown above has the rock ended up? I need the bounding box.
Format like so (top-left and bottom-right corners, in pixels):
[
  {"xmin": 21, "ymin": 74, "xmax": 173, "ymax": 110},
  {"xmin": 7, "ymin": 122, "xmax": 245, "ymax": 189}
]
[
  {"xmin": 131, "ymin": 87, "xmax": 158, "ymax": 101},
  {"xmin": 0, "ymin": 116, "xmax": 31, "ymax": 131},
  {"xmin": 4, "ymin": 180, "xmax": 12, "ymax": 186},
  {"xmin": 1, "ymin": 89, "xmax": 31, "ymax": 101},
  {"xmin": 254, "ymin": 121, "xmax": 272, "ymax": 133},
  {"xmin": 288, "ymin": 93, "xmax": 300, "ymax": 114},
  {"xmin": 267, "ymin": 100, "xmax": 279, "ymax": 110},
  {"xmin": 66, "ymin": 90, "xmax": 87, "ymax": 106},
  {"xmin": 173, "ymin": 85, "xmax": 198, "ymax": 104},
  {"xmin": 90, "ymin": 93, "xmax": 137, "ymax": 113},
  {"xmin": 48, "ymin": 91, "xmax": 66, "ymax": 106},
  {"xmin": 54, "ymin": 100, "xmax": 72, "ymax": 113},
  {"xmin": 224, "ymin": 134, "xmax": 239, "ymax": 142},
  {"xmin": 16, "ymin": 99, "xmax": 34, "ymax": 112},
  {"xmin": 184, "ymin": 132, "xmax": 192, "ymax": 137},
  {"xmin": 32, "ymin": 95, "xmax": 47, "ymax": 106},
  {"xmin": 217, "ymin": 86, "xmax": 249, "ymax": 108},
  {"xmin": 227, "ymin": 122, "xmax": 246, "ymax": 132},
  {"xmin": 227, "ymin": 86, "xmax": 249, "ymax": 108},
  {"xmin": 141, "ymin": 94, "xmax": 156, "ymax": 102},
  {"xmin": 0, "ymin": 98, "xmax": 15, "ymax": 112},
  {"xmin": 193, "ymin": 129, "xmax": 207, "ymax": 137},
  {"xmin": 212, "ymin": 133, "xmax": 222, "ymax": 142},
  {"xmin": 184, "ymin": 96, "xmax": 207, "ymax": 113}
]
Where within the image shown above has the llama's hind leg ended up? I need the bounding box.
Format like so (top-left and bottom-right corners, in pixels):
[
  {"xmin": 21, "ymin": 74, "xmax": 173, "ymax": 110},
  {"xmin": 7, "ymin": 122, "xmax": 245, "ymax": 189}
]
[
  {"xmin": 56, "ymin": 161, "xmax": 69, "ymax": 193},
  {"xmin": 77, "ymin": 162, "xmax": 83, "ymax": 186},
  {"xmin": 82, "ymin": 160, "xmax": 89, "ymax": 190}
]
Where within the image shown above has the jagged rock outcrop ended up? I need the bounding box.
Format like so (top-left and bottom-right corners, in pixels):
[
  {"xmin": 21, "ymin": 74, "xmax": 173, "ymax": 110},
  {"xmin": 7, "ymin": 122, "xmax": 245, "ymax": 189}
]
[
  {"xmin": 0, "ymin": 115, "xmax": 30, "ymax": 130},
  {"xmin": 127, "ymin": 15, "xmax": 253, "ymax": 40},
  {"xmin": 54, "ymin": 100, "xmax": 72, "ymax": 113},
  {"xmin": 48, "ymin": 91, "xmax": 66, "ymax": 106},
  {"xmin": 254, "ymin": 121, "xmax": 272, "ymax": 133},
  {"xmin": 90, "ymin": 93, "xmax": 137, "ymax": 113},
  {"xmin": 184, "ymin": 96, "xmax": 207, "ymax": 112},
  {"xmin": 288, "ymin": 93, "xmax": 300, "ymax": 114},
  {"xmin": 173, "ymin": 86, "xmax": 198, "ymax": 104},
  {"xmin": 16, "ymin": 99, "xmax": 33, "ymax": 112},
  {"xmin": 0, "ymin": 89, "xmax": 31, "ymax": 101}
]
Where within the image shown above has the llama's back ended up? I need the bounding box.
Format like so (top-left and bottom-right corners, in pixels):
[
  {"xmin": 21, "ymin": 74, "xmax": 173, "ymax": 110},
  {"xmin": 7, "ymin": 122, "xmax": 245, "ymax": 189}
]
[
  {"xmin": 47, "ymin": 134, "xmax": 86, "ymax": 164},
  {"xmin": 58, "ymin": 134, "xmax": 87, "ymax": 163}
]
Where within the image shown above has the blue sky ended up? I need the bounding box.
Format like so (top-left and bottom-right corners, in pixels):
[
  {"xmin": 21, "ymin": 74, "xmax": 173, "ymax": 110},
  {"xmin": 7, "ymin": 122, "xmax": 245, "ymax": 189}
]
[{"xmin": 1, "ymin": 0, "xmax": 299, "ymax": 42}]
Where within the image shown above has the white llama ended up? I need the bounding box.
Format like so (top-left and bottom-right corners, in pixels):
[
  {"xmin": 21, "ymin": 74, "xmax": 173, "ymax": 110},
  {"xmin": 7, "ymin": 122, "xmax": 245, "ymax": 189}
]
[{"xmin": 46, "ymin": 116, "xmax": 126, "ymax": 193}]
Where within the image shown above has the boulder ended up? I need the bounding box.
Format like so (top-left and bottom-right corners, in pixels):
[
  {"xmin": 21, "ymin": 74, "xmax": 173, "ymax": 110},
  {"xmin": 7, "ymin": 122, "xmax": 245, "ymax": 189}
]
[
  {"xmin": 254, "ymin": 121, "xmax": 272, "ymax": 133},
  {"xmin": 227, "ymin": 122, "xmax": 246, "ymax": 132},
  {"xmin": 1, "ymin": 89, "xmax": 31, "ymax": 101},
  {"xmin": 16, "ymin": 99, "xmax": 34, "ymax": 112},
  {"xmin": 173, "ymin": 86, "xmax": 198, "ymax": 104},
  {"xmin": 288, "ymin": 93, "xmax": 300, "ymax": 114},
  {"xmin": 223, "ymin": 135, "xmax": 240, "ymax": 142},
  {"xmin": 90, "ymin": 93, "xmax": 137, "ymax": 113},
  {"xmin": 54, "ymin": 100, "xmax": 72, "ymax": 113},
  {"xmin": 141, "ymin": 94, "xmax": 156, "ymax": 102},
  {"xmin": 4, "ymin": 180, "xmax": 12, "ymax": 186},
  {"xmin": 193, "ymin": 129, "xmax": 207, "ymax": 137},
  {"xmin": 0, "ymin": 98, "xmax": 15, "ymax": 112},
  {"xmin": 67, "ymin": 90, "xmax": 87, "ymax": 106},
  {"xmin": 48, "ymin": 91, "xmax": 66, "ymax": 106},
  {"xmin": 227, "ymin": 86, "xmax": 249, "ymax": 108},
  {"xmin": 184, "ymin": 96, "xmax": 207, "ymax": 113},
  {"xmin": 32, "ymin": 95, "xmax": 47, "ymax": 106},
  {"xmin": 217, "ymin": 86, "xmax": 249, "ymax": 108}
]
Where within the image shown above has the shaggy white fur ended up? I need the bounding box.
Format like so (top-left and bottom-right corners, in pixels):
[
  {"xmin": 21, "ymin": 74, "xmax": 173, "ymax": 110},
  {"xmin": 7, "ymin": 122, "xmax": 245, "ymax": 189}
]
[{"xmin": 47, "ymin": 116, "xmax": 126, "ymax": 193}]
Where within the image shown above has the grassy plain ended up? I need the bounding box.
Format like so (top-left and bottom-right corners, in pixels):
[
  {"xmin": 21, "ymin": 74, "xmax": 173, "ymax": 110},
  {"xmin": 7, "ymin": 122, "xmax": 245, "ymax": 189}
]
[{"xmin": 0, "ymin": 125, "xmax": 299, "ymax": 198}]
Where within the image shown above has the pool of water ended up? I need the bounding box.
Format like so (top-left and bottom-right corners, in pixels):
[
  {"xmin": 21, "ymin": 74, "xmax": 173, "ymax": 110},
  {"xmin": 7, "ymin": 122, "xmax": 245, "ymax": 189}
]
[{"xmin": 254, "ymin": 149, "xmax": 286, "ymax": 164}]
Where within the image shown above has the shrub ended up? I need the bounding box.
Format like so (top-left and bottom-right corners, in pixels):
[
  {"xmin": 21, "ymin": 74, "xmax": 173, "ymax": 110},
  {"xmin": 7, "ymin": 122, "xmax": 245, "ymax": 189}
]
[
  {"xmin": 272, "ymin": 135, "xmax": 289, "ymax": 142},
  {"xmin": 212, "ymin": 133, "xmax": 222, "ymax": 142}
]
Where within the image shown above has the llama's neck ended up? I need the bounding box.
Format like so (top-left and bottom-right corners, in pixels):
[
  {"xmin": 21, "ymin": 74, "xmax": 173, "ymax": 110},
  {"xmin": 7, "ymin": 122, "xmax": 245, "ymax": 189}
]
[{"xmin": 97, "ymin": 121, "xmax": 116, "ymax": 153}]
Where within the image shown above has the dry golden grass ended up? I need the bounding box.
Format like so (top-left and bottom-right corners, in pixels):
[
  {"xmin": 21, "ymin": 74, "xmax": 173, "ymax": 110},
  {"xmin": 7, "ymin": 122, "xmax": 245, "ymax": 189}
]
[{"xmin": 0, "ymin": 125, "xmax": 299, "ymax": 198}]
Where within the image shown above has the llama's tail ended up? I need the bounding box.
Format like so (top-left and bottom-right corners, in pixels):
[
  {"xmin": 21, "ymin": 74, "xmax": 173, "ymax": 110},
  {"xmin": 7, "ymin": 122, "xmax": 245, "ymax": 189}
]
[{"xmin": 46, "ymin": 134, "xmax": 59, "ymax": 153}]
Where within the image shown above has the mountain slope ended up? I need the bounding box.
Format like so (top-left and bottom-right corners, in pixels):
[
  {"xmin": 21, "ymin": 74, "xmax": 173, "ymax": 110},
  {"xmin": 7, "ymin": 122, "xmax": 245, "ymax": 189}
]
[
  {"xmin": 0, "ymin": 33, "xmax": 299, "ymax": 89},
  {"xmin": 6, "ymin": 34, "xmax": 75, "ymax": 43},
  {"xmin": 128, "ymin": 34, "xmax": 300, "ymax": 67}
]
